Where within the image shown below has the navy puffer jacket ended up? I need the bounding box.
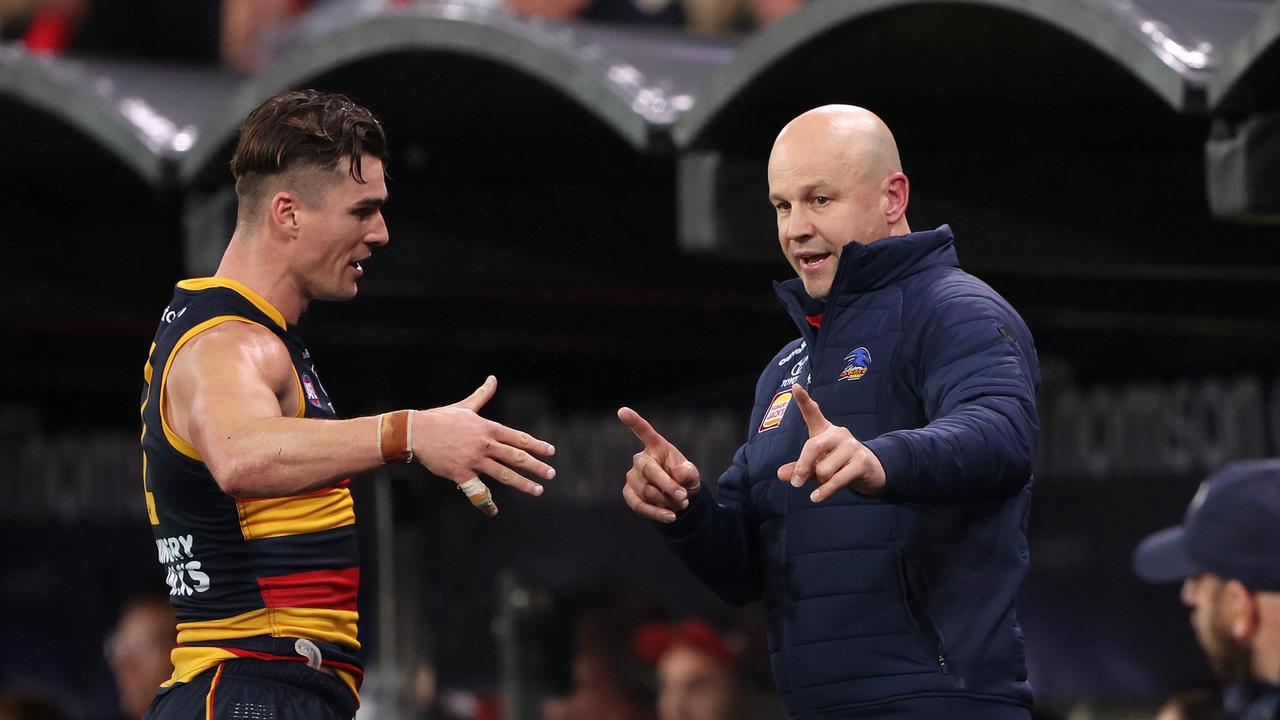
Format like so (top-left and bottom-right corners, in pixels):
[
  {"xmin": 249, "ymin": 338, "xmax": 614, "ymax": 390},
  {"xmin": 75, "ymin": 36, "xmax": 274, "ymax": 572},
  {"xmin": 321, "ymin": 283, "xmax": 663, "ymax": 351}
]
[{"xmin": 659, "ymin": 226, "xmax": 1039, "ymax": 719}]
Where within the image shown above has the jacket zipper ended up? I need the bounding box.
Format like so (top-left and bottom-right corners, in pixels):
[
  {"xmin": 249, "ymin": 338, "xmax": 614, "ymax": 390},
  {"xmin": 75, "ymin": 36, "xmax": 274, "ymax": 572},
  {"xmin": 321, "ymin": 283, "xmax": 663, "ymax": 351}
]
[{"xmin": 899, "ymin": 550, "xmax": 949, "ymax": 675}]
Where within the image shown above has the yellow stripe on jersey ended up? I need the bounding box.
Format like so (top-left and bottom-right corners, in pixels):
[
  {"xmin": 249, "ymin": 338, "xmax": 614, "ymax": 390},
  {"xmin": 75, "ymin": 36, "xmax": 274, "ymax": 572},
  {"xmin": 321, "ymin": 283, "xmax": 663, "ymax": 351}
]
[
  {"xmin": 144, "ymin": 341, "xmax": 156, "ymax": 384},
  {"xmin": 204, "ymin": 661, "xmax": 225, "ymax": 717},
  {"xmin": 176, "ymin": 606, "xmax": 360, "ymax": 649},
  {"xmin": 158, "ymin": 316, "xmax": 273, "ymax": 461},
  {"xmin": 141, "ymin": 341, "xmax": 161, "ymax": 525},
  {"xmin": 235, "ymin": 487, "xmax": 355, "ymax": 541},
  {"xmin": 165, "ymin": 646, "xmax": 361, "ymax": 705},
  {"xmin": 163, "ymin": 646, "xmax": 238, "ymax": 686},
  {"xmin": 292, "ymin": 365, "xmax": 305, "ymax": 418},
  {"xmin": 177, "ymin": 277, "xmax": 288, "ymax": 331},
  {"xmin": 334, "ymin": 668, "xmax": 359, "ymax": 702}
]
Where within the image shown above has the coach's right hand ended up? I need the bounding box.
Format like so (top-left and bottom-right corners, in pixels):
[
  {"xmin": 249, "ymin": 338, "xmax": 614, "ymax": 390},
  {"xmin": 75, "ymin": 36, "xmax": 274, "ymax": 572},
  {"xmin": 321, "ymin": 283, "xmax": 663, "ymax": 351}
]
[
  {"xmin": 618, "ymin": 407, "xmax": 701, "ymax": 523},
  {"xmin": 413, "ymin": 375, "xmax": 556, "ymax": 496}
]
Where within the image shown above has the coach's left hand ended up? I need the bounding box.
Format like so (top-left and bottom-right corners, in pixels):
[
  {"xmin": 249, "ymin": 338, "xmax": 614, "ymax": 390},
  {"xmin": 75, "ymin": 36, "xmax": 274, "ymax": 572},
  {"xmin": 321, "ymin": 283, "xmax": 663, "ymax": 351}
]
[{"xmin": 776, "ymin": 385, "xmax": 885, "ymax": 501}]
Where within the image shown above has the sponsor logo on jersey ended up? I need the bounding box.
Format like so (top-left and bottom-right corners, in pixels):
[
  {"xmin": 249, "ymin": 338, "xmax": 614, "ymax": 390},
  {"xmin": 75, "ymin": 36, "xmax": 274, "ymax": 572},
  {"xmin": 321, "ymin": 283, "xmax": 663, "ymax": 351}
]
[
  {"xmin": 779, "ymin": 355, "xmax": 809, "ymax": 390},
  {"xmin": 302, "ymin": 374, "xmax": 323, "ymax": 408},
  {"xmin": 156, "ymin": 534, "xmax": 210, "ymax": 596},
  {"xmin": 778, "ymin": 341, "xmax": 807, "ymax": 366},
  {"xmin": 759, "ymin": 390, "xmax": 793, "ymax": 433}
]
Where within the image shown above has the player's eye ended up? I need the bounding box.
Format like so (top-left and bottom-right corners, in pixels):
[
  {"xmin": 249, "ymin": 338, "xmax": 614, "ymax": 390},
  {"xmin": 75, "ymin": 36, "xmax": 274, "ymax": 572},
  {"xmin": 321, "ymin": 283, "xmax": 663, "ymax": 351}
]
[{"xmin": 814, "ymin": 196, "xmax": 830, "ymax": 206}]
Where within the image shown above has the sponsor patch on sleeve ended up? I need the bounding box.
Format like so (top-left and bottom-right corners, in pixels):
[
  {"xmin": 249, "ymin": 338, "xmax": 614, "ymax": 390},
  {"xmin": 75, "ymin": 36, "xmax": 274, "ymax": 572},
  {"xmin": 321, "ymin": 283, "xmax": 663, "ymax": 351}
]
[{"xmin": 759, "ymin": 390, "xmax": 793, "ymax": 433}]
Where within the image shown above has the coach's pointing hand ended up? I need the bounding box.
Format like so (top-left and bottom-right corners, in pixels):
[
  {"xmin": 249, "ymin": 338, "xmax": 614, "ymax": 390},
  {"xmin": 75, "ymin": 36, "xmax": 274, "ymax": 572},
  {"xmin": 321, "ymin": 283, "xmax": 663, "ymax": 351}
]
[
  {"xmin": 776, "ymin": 385, "xmax": 885, "ymax": 501},
  {"xmin": 618, "ymin": 407, "xmax": 701, "ymax": 523},
  {"xmin": 414, "ymin": 375, "xmax": 557, "ymax": 509}
]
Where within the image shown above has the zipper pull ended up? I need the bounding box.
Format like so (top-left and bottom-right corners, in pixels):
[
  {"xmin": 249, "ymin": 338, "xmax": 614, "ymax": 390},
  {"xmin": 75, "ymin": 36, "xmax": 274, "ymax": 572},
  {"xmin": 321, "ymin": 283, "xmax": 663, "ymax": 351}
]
[{"xmin": 938, "ymin": 655, "xmax": 949, "ymax": 675}]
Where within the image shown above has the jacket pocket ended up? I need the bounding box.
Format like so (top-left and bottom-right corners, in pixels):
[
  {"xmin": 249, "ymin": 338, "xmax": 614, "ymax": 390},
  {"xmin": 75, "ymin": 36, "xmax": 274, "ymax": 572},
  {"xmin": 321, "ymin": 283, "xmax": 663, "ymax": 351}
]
[{"xmin": 896, "ymin": 549, "xmax": 949, "ymax": 675}]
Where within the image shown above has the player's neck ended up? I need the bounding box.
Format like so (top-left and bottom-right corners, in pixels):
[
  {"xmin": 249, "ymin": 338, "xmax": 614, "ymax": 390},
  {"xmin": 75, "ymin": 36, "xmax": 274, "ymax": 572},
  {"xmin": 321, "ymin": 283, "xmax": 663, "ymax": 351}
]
[{"xmin": 215, "ymin": 230, "xmax": 307, "ymax": 325}]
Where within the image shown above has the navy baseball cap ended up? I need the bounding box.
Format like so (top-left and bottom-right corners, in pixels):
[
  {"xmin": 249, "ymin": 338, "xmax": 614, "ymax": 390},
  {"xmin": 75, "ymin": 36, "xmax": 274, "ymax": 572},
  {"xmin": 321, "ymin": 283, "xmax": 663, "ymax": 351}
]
[{"xmin": 1133, "ymin": 459, "xmax": 1280, "ymax": 591}]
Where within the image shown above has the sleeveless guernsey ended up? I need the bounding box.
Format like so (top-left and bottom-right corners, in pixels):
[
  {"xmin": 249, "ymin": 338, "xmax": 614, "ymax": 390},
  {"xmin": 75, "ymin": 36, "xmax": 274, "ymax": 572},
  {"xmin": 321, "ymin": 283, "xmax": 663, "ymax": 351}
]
[{"xmin": 139, "ymin": 277, "xmax": 362, "ymax": 700}]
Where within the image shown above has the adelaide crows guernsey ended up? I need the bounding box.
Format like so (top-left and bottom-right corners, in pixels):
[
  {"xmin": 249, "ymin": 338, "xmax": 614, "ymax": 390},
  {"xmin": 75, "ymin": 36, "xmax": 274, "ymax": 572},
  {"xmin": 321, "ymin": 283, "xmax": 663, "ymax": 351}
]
[{"xmin": 140, "ymin": 278, "xmax": 362, "ymax": 699}]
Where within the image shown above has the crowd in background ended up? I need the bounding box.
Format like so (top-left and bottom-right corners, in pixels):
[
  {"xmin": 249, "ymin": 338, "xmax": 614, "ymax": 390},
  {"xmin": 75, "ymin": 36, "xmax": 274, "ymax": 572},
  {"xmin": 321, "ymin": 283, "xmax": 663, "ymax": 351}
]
[
  {"xmin": 2, "ymin": 1, "xmax": 1273, "ymax": 719},
  {"xmin": 0, "ymin": 0, "xmax": 806, "ymax": 74}
]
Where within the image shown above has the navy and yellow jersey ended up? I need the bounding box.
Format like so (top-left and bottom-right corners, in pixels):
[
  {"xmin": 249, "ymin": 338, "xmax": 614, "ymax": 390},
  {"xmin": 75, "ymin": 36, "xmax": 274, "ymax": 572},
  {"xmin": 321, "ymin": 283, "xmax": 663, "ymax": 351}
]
[{"xmin": 139, "ymin": 277, "xmax": 362, "ymax": 700}]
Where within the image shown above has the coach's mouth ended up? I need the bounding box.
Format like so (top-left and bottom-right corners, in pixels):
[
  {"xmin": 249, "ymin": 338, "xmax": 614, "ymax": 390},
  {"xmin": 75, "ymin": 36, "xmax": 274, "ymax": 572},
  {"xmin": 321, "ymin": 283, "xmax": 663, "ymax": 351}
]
[{"xmin": 796, "ymin": 252, "xmax": 832, "ymax": 272}]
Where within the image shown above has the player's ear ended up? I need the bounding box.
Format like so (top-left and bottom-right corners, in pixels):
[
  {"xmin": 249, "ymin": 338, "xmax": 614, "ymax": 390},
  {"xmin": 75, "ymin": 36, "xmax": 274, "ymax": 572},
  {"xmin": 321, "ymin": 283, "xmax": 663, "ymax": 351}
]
[{"xmin": 270, "ymin": 191, "xmax": 301, "ymax": 239}]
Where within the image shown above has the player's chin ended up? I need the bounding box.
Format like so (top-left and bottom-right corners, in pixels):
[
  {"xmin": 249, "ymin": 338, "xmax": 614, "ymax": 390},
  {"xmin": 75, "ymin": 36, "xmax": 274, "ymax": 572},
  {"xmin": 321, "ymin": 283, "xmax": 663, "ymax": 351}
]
[{"xmin": 320, "ymin": 283, "xmax": 360, "ymax": 302}]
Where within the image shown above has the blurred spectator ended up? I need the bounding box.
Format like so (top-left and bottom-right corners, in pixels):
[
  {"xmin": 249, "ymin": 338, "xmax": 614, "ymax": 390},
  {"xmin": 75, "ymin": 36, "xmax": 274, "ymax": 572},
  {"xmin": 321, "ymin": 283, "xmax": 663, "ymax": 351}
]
[
  {"xmin": 541, "ymin": 649, "xmax": 655, "ymax": 720},
  {"xmin": 541, "ymin": 597, "xmax": 661, "ymax": 720},
  {"xmin": 505, "ymin": 0, "xmax": 683, "ymax": 27},
  {"xmin": 503, "ymin": 0, "xmax": 589, "ymax": 21},
  {"xmin": 3, "ymin": 0, "xmax": 304, "ymax": 73},
  {"xmin": 746, "ymin": 0, "xmax": 802, "ymax": 27},
  {"xmin": 1134, "ymin": 460, "xmax": 1280, "ymax": 720},
  {"xmin": 1156, "ymin": 689, "xmax": 1225, "ymax": 720},
  {"xmin": 0, "ymin": 693, "xmax": 70, "ymax": 720},
  {"xmin": 104, "ymin": 595, "xmax": 175, "ymax": 720},
  {"xmin": 634, "ymin": 619, "xmax": 737, "ymax": 720},
  {"xmin": 681, "ymin": 0, "xmax": 805, "ymax": 33},
  {"xmin": 504, "ymin": 0, "xmax": 805, "ymax": 31}
]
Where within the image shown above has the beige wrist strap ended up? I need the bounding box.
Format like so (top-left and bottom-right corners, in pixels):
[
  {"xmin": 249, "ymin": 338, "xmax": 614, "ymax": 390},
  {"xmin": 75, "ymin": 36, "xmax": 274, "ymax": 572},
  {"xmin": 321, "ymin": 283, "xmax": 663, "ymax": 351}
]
[{"xmin": 378, "ymin": 410, "xmax": 414, "ymax": 463}]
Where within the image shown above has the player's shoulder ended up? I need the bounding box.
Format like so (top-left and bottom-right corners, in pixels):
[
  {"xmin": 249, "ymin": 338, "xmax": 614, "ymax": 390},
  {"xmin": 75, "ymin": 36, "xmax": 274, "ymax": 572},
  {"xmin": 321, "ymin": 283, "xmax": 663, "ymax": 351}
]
[{"xmin": 177, "ymin": 319, "xmax": 293, "ymax": 379}]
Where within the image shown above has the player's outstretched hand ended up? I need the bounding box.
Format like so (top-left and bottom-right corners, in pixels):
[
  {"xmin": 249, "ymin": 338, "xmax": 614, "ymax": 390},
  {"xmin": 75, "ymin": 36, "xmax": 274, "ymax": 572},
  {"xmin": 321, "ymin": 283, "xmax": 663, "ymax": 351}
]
[
  {"xmin": 414, "ymin": 376, "xmax": 557, "ymax": 502},
  {"xmin": 776, "ymin": 385, "xmax": 885, "ymax": 502},
  {"xmin": 617, "ymin": 407, "xmax": 701, "ymax": 523}
]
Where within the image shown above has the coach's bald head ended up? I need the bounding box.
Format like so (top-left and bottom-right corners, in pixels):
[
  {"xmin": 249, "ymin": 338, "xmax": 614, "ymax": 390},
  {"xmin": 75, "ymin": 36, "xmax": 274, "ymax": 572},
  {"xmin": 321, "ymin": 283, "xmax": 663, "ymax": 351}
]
[{"xmin": 767, "ymin": 105, "xmax": 911, "ymax": 299}]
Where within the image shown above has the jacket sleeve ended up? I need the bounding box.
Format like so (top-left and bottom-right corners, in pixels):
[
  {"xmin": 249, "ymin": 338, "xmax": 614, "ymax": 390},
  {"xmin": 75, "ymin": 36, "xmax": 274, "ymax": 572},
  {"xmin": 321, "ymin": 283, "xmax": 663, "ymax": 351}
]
[
  {"xmin": 863, "ymin": 293, "xmax": 1040, "ymax": 504},
  {"xmin": 655, "ymin": 443, "xmax": 763, "ymax": 606}
]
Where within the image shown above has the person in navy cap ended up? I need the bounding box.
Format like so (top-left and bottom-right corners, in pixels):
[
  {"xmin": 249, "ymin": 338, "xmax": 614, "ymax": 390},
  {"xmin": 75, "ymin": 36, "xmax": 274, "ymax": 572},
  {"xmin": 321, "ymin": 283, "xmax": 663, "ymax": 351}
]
[{"xmin": 1134, "ymin": 459, "xmax": 1280, "ymax": 720}]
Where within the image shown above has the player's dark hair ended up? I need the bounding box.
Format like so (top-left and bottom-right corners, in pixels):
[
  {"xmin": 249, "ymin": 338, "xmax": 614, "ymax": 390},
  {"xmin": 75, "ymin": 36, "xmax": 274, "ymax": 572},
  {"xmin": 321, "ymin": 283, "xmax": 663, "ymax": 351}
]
[{"xmin": 230, "ymin": 89, "xmax": 388, "ymax": 211}]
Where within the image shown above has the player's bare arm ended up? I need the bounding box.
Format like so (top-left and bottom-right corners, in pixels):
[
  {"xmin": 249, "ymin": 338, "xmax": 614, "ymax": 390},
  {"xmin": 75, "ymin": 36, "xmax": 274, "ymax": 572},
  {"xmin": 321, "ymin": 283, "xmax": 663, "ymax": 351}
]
[{"xmin": 166, "ymin": 321, "xmax": 555, "ymax": 499}]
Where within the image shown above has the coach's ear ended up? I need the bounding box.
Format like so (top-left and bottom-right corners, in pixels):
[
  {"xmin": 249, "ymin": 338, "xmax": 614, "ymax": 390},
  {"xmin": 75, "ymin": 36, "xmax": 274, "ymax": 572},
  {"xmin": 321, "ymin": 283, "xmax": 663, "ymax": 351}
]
[
  {"xmin": 270, "ymin": 191, "xmax": 301, "ymax": 240},
  {"xmin": 882, "ymin": 171, "xmax": 909, "ymax": 226}
]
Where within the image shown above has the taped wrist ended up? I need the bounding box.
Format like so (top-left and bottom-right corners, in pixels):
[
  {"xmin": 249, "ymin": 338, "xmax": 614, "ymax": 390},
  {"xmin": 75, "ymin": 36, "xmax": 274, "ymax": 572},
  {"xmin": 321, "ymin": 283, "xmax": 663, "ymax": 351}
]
[{"xmin": 378, "ymin": 409, "xmax": 414, "ymax": 463}]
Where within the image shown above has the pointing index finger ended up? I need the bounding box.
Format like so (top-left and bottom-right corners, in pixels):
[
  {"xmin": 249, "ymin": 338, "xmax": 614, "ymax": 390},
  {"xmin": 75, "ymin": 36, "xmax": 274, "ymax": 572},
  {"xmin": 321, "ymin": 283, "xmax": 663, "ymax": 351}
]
[
  {"xmin": 791, "ymin": 385, "xmax": 832, "ymax": 437},
  {"xmin": 617, "ymin": 407, "xmax": 669, "ymax": 454}
]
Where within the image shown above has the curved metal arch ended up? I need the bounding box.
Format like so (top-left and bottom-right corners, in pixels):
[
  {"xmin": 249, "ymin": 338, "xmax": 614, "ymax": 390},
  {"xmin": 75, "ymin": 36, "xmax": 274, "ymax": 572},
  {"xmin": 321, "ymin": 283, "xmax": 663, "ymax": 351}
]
[
  {"xmin": 1209, "ymin": 1, "xmax": 1280, "ymax": 115},
  {"xmin": 673, "ymin": 0, "xmax": 1219, "ymax": 149},
  {"xmin": 180, "ymin": 2, "xmax": 714, "ymax": 184},
  {"xmin": 0, "ymin": 45, "xmax": 166, "ymax": 184}
]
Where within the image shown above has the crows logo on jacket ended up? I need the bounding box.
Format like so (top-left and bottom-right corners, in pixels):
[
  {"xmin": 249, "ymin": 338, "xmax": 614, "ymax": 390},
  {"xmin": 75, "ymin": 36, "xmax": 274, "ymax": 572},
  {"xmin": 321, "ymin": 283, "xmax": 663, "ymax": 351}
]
[{"xmin": 839, "ymin": 347, "xmax": 872, "ymax": 381}]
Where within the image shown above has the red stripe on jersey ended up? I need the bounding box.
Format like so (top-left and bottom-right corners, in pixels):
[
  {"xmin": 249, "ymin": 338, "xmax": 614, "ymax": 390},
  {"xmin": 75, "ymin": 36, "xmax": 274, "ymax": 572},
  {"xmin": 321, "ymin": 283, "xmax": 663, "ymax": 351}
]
[
  {"xmin": 257, "ymin": 567, "xmax": 359, "ymax": 611},
  {"xmin": 222, "ymin": 648, "xmax": 365, "ymax": 686},
  {"xmin": 224, "ymin": 648, "xmax": 295, "ymax": 662}
]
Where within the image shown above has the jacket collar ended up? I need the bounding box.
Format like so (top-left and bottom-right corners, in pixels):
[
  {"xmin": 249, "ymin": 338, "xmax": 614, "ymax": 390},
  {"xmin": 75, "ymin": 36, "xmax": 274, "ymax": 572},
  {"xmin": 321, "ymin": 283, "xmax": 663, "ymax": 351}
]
[
  {"xmin": 774, "ymin": 225, "xmax": 959, "ymax": 339},
  {"xmin": 776, "ymin": 224, "xmax": 958, "ymax": 307}
]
